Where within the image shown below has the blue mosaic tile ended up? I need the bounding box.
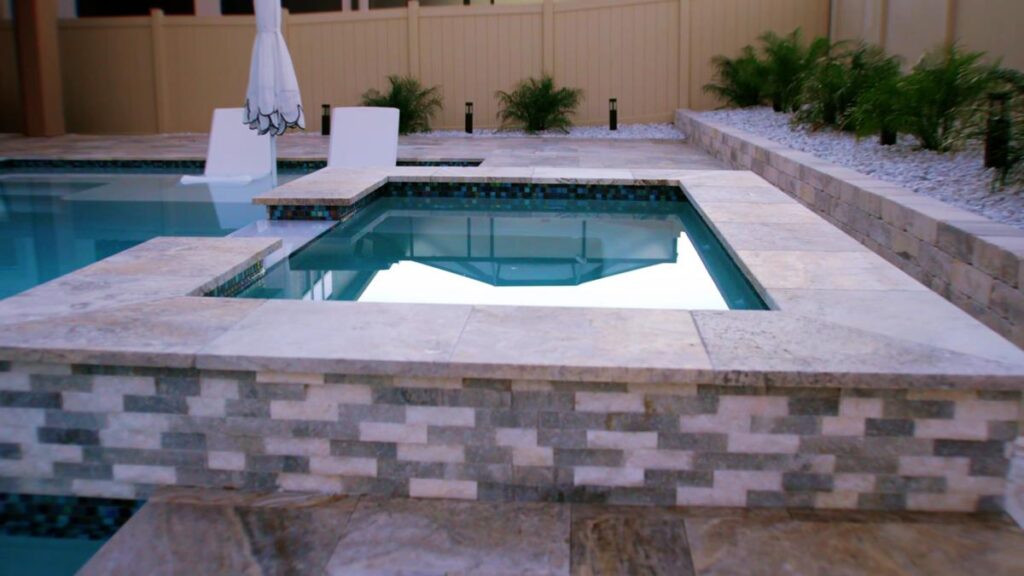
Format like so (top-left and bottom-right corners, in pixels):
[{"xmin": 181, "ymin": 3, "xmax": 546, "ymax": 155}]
[
  {"xmin": 269, "ymin": 182, "xmax": 686, "ymax": 221},
  {"xmin": 205, "ymin": 261, "xmax": 266, "ymax": 297},
  {"xmin": 0, "ymin": 493, "xmax": 143, "ymax": 540}
]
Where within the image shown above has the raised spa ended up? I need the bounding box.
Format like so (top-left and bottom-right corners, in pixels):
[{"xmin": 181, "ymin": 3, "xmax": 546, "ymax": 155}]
[{"xmin": 233, "ymin": 187, "xmax": 765, "ymax": 310}]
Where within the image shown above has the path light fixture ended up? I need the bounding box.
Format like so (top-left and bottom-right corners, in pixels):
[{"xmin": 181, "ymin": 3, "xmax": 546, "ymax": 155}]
[
  {"xmin": 609, "ymin": 98, "xmax": 618, "ymax": 131},
  {"xmin": 985, "ymin": 91, "xmax": 1011, "ymax": 169},
  {"xmin": 465, "ymin": 102, "xmax": 474, "ymax": 134},
  {"xmin": 321, "ymin": 104, "xmax": 331, "ymax": 136}
]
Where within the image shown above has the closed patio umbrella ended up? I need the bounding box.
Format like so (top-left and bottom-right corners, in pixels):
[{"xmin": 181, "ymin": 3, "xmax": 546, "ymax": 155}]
[{"xmin": 244, "ymin": 0, "xmax": 304, "ymax": 184}]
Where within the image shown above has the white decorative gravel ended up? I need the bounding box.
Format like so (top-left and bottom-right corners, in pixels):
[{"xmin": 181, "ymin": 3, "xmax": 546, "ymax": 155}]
[
  {"xmin": 422, "ymin": 123, "xmax": 685, "ymax": 140},
  {"xmin": 698, "ymin": 107, "xmax": 1023, "ymax": 229}
]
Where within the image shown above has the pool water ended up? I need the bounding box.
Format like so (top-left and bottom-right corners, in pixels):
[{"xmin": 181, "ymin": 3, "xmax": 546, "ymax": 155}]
[
  {"xmin": 0, "ymin": 494, "xmax": 142, "ymax": 576},
  {"xmin": 238, "ymin": 196, "xmax": 765, "ymax": 310},
  {"xmin": 0, "ymin": 170, "xmax": 301, "ymax": 299}
]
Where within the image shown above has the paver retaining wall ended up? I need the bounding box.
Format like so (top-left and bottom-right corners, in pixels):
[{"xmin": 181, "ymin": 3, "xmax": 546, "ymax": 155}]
[
  {"xmin": 1, "ymin": 362, "xmax": 1018, "ymax": 513},
  {"xmin": 675, "ymin": 110, "xmax": 1024, "ymax": 349}
]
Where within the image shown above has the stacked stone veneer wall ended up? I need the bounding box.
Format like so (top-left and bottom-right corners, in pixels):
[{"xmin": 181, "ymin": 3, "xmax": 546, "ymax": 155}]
[
  {"xmin": 0, "ymin": 362, "xmax": 1019, "ymax": 513},
  {"xmin": 676, "ymin": 110, "xmax": 1024, "ymax": 349}
]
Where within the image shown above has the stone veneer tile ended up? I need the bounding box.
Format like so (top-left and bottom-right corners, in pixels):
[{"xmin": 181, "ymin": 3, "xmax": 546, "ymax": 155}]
[
  {"xmin": 574, "ymin": 466, "xmax": 645, "ymax": 488},
  {"xmin": 408, "ymin": 478, "xmax": 478, "ymax": 500}
]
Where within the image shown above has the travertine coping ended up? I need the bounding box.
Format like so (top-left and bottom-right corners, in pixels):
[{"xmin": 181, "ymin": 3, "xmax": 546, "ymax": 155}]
[
  {"xmin": 1, "ymin": 168, "xmax": 1023, "ymax": 389},
  {"xmin": 675, "ymin": 110, "xmax": 1024, "ymax": 348}
]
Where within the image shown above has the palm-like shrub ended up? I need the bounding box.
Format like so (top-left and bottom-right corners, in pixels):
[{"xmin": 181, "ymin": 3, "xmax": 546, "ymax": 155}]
[
  {"xmin": 849, "ymin": 71, "xmax": 905, "ymax": 145},
  {"xmin": 703, "ymin": 45, "xmax": 767, "ymax": 108},
  {"xmin": 496, "ymin": 75, "xmax": 583, "ymax": 133},
  {"xmin": 900, "ymin": 44, "xmax": 995, "ymax": 152},
  {"xmin": 799, "ymin": 42, "xmax": 901, "ymax": 130},
  {"xmin": 759, "ymin": 29, "xmax": 825, "ymax": 112},
  {"xmin": 795, "ymin": 40, "xmax": 848, "ymax": 127},
  {"xmin": 361, "ymin": 75, "xmax": 443, "ymax": 135}
]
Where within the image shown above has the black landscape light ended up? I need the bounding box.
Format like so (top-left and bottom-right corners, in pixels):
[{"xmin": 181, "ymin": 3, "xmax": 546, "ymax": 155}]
[
  {"xmin": 321, "ymin": 104, "xmax": 331, "ymax": 137},
  {"xmin": 609, "ymin": 98, "xmax": 618, "ymax": 131},
  {"xmin": 985, "ymin": 91, "xmax": 1011, "ymax": 169},
  {"xmin": 465, "ymin": 102, "xmax": 474, "ymax": 134}
]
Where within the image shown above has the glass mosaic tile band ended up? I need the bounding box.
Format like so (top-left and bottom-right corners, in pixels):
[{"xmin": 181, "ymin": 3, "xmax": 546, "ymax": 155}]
[{"xmin": 268, "ymin": 183, "xmax": 687, "ymax": 220}]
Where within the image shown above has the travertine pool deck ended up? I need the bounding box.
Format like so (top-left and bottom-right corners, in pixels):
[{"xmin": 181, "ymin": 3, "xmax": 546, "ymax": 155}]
[
  {"xmin": 0, "ymin": 168, "xmax": 1022, "ymax": 385},
  {"xmin": 0, "ymin": 132, "xmax": 725, "ymax": 169},
  {"xmin": 78, "ymin": 487, "xmax": 1024, "ymax": 576},
  {"xmin": 0, "ymin": 165, "xmax": 1022, "ymax": 515}
]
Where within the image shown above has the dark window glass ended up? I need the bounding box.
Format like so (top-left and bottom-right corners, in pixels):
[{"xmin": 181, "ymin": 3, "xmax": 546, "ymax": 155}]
[
  {"xmin": 222, "ymin": 0, "xmax": 342, "ymax": 14},
  {"xmin": 77, "ymin": 0, "xmax": 194, "ymax": 17}
]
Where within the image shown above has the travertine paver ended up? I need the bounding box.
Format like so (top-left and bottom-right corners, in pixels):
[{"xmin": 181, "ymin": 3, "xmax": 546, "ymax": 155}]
[
  {"xmin": 0, "ymin": 297, "xmax": 266, "ymax": 368},
  {"xmin": 685, "ymin": 512, "xmax": 1024, "ymax": 576},
  {"xmin": 447, "ymin": 305, "xmax": 712, "ymax": 382},
  {"xmin": 0, "ymin": 237, "xmax": 279, "ymax": 325},
  {"xmin": 197, "ymin": 299, "xmax": 474, "ymax": 374},
  {"xmin": 677, "ymin": 109, "xmax": 1024, "ymax": 348},
  {"xmin": 0, "ymin": 132, "xmax": 725, "ymax": 169},
  {"xmin": 77, "ymin": 488, "xmax": 1024, "ymax": 576}
]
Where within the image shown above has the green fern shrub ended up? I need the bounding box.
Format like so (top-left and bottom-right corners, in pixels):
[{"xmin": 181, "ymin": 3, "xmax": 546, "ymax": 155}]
[
  {"xmin": 759, "ymin": 29, "xmax": 826, "ymax": 112},
  {"xmin": 496, "ymin": 75, "xmax": 584, "ymax": 133},
  {"xmin": 361, "ymin": 75, "xmax": 443, "ymax": 135},
  {"xmin": 703, "ymin": 45, "xmax": 767, "ymax": 108},
  {"xmin": 899, "ymin": 44, "xmax": 995, "ymax": 152},
  {"xmin": 798, "ymin": 42, "xmax": 901, "ymax": 131},
  {"xmin": 848, "ymin": 70, "xmax": 905, "ymax": 145}
]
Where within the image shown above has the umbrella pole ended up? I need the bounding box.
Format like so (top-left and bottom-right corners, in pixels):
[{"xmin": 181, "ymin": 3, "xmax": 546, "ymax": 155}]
[{"xmin": 271, "ymin": 134, "xmax": 278, "ymax": 186}]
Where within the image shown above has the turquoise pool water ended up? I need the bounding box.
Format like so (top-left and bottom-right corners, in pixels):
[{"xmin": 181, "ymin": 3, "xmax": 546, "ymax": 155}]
[
  {"xmin": 0, "ymin": 494, "xmax": 141, "ymax": 576},
  {"xmin": 238, "ymin": 196, "xmax": 765, "ymax": 310},
  {"xmin": 0, "ymin": 170, "xmax": 301, "ymax": 299}
]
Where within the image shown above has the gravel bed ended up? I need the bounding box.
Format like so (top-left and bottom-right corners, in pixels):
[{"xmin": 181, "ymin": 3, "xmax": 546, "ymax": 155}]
[
  {"xmin": 422, "ymin": 123, "xmax": 685, "ymax": 140},
  {"xmin": 698, "ymin": 107, "xmax": 1023, "ymax": 229}
]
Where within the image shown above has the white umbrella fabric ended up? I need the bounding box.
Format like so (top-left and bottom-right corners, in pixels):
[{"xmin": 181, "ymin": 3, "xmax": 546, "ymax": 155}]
[{"xmin": 244, "ymin": 0, "xmax": 304, "ymax": 183}]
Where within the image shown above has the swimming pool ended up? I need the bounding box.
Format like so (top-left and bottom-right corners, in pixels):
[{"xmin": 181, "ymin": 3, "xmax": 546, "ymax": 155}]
[
  {"xmin": 0, "ymin": 167, "xmax": 302, "ymax": 299},
  {"xmin": 236, "ymin": 194, "xmax": 765, "ymax": 310}
]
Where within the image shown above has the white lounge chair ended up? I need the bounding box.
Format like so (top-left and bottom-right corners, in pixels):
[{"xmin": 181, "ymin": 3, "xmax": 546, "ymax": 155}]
[
  {"xmin": 180, "ymin": 108, "xmax": 273, "ymax": 185},
  {"xmin": 328, "ymin": 107, "xmax": 400, "ymax": 169}
]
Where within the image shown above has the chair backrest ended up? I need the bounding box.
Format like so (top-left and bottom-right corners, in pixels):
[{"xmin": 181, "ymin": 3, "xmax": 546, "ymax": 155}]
[
  {"xmin": 328, "ymin": 107, "xmax": 400, "ymax": 169},
  {"xmin": 204, "ymin": 108, "xmax": 273, "ymax": 178}
]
